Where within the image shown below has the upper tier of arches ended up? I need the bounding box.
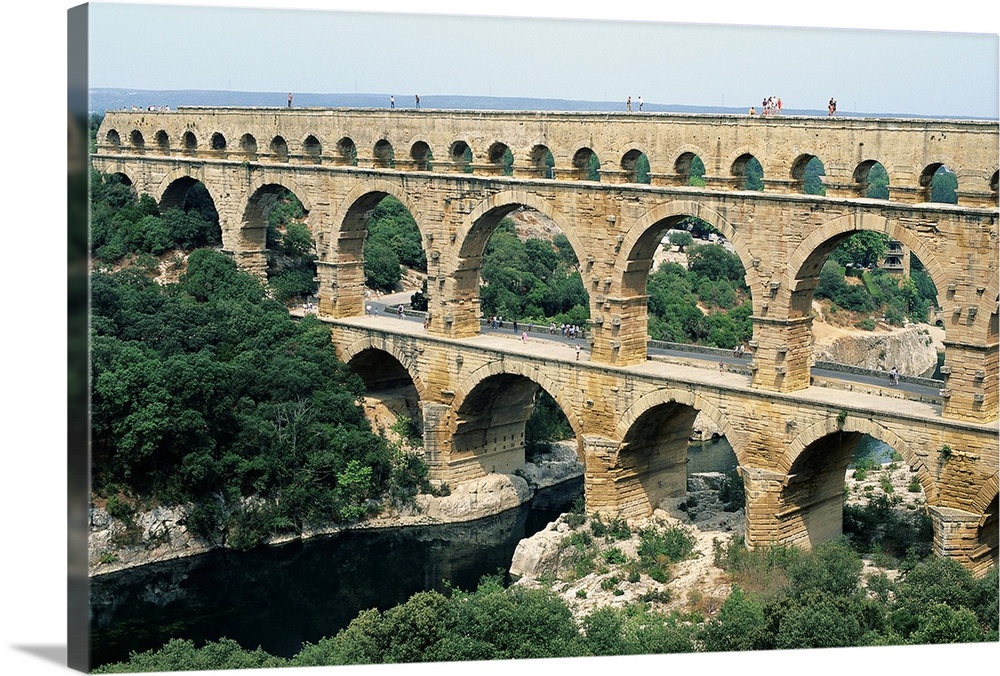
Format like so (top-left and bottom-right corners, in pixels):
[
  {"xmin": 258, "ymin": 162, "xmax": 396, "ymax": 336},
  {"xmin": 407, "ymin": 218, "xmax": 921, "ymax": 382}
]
[{"xmin": 97, "ymin": 108, "xmax": 999, "ymax": 206}]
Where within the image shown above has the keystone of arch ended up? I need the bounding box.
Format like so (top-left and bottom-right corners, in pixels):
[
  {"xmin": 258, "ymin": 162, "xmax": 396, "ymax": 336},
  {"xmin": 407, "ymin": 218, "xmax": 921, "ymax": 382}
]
[
  {"xmin": 338, "ymin": 336, "xmax": 428, "ymax": 403},
  {"xmin": 781, "ymin": 416, "xmax": 938, "ymax": 503},
  {"xmin": 612, "ymin": 387, "xmax": 743, "ymax": 467},
  {"xmin": 455, "ymin": 189, "xmax": 587, "ymax": 265},
  {"xmin": 616, "ymin": 200, "xmax": 754, "ymax": 278},
  {"xmin": 784, "ymin": 212, "xmax": 945, "ymax": 293},
  {"xmin": 449, "ymin": 359, "xmax": 585, "ymax": 455}
]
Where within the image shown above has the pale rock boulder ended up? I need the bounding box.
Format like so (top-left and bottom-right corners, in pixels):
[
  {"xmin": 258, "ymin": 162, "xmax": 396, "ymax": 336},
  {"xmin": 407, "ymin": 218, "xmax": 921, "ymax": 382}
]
[{"xmin": 414, "ymin": 473, "xmax": 533, "ymax": 521}]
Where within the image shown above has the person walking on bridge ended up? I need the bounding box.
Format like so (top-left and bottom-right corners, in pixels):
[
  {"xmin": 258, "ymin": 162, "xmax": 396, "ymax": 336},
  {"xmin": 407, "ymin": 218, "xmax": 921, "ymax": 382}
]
[{"xmin": 288, "ymin": 92, "xmax": 293, "ymax": 108}]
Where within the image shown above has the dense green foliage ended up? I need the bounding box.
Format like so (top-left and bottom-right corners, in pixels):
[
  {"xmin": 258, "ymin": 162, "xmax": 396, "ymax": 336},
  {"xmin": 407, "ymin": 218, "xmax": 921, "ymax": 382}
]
[
  {"xmin": 362, "ymin": 196, "xmax": 426, "ymax": 290},
  {"xmin": 91, "ymin": 256, "xmax": 434, "ymax": 548},
  {"xmin": 479, "ymin": 219, "xmax": 589, "ymax": 326},
  {"xmin": 646, "ymin": 242, "xmax": 752, "ymax": 348},
  {"xmin": 91, "ymin": 170, "xmax": 221, "ymax": 263},
  {"xmin": 816, "ymin": 255, "xmax": 939, "ymax": 325},
  {"xmin": 94, "ymin": 545, "xmax": 997, "ymax": 672},
  {"xmin": 265, "ymin": 189, "xmax": 318, "ymax": 303},
  {"xmin": 524, "ymin": 390, "xmax": 574, "ymax": 460}
]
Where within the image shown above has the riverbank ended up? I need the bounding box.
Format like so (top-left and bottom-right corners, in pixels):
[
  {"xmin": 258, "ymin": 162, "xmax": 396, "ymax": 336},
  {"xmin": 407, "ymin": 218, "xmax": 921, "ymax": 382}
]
[
  {"xmin": 509, "ymin": 458, "xmax": 926, "ymax": 624},
  {"xmin": 88, "ymin": 441, "xmax": 584, "ymax": 576}
]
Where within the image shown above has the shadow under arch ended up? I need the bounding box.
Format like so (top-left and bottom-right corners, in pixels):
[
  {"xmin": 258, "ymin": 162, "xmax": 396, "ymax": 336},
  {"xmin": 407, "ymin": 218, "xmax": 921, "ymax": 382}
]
[
  {"xmin": 971, "ymin": 474, "xmax": 998, "ymax": 572},
  {"xmin": 154, "ymin": 166, "xmax": 217, "ymax": 206},
  {"xmin": 784, "ymin": 211, "xmax": 946, "ymax": 320},
  {"xmin": 338, "ymin": 336, "xmax": 428, "ymax": 404},
  {"xmin": 450, "ymin": 359, "xmax": 585, "ymax": 465},
  {"xmin": 615, "ymin": 199, "xmax": 755, "ymax": 300},
  {"xmin": 776, "ymin": 416, "xmax": 936, "ymax": 550},
  {"xmin": 608, "ymin": 387, "xmax": 742, "ymax": 517}
]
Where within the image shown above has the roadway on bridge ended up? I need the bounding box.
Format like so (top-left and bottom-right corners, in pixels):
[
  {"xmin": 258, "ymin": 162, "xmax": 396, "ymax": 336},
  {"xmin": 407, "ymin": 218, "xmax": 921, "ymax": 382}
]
[{"xmin": 356, "ymin": 297, "xmax": 943, "ymax": 404}]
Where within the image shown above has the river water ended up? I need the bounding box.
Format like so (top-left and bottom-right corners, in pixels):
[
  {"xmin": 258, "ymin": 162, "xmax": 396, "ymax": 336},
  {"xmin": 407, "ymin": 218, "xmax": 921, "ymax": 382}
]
[
  {"xmin": 89, "ymin": 434, "xmax": 890, "ymax": 669},
  {"xmin": 88, "ymin": 477, "xmax": 584, "ymax": 669}
]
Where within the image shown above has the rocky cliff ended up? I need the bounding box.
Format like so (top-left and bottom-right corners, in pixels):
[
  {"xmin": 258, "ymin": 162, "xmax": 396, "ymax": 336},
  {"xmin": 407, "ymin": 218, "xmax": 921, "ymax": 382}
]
[{"xmin": 813, "ymin": 324, "xmax": 939, "ymax": 376}]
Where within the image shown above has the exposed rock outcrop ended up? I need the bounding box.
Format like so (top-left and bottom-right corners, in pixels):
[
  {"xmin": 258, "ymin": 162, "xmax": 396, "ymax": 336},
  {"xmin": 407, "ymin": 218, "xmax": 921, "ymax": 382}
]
[{"xmin": 813, "ymin": 324, "xmax": 938, "ymax": 376}]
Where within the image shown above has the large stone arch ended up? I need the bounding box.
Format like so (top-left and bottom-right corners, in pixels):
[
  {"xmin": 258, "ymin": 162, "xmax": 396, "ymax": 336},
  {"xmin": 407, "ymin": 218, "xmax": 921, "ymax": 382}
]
[
  {"xmin": 234, "ymin": 172, "xmax": 315, "ymax": 253},
  {"xmin": 450, "ymin": 359, "xmax": 585, "ymax": 457},
  {"xmin": 615, "ymin": 199, "xmax": 755, "ymax": 298},
  {"xmin": 456, "ymin": 189, "xmax": 586, "ymax": 267},
  {"xmin": 613, "ymin": 387, "xmax": 744, "ymax": 466},
  {"xmin": 338, "ymin": 336, "xmax": 428, "ymax": 403},
  {"xmin": 784, "ymin": 211, "xmax": 946, "ymax": 319},
  {"xmin": 154, "ymin": 166, "xmax": 215, "ymax": 205},
  {"xmin": 769, "ymin": 415, "xmax": 937, "ymax": 550},
  {"xmin": 781, "ymin": 415, "xmax": 938, "ymax": 502},
  {"xmin": 326, "ymin": 177, "xmax": 426, "ymax": 259}
]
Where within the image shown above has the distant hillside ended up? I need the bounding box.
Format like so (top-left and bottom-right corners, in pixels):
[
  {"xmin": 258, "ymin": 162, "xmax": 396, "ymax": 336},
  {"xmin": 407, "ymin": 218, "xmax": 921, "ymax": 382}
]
[{"xmin": 88, "ymin": 88, "xmax": 952, "ymax": 119}]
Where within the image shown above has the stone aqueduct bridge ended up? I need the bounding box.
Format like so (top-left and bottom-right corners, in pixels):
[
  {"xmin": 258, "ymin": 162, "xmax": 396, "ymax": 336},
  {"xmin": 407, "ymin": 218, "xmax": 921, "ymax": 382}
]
[{"xmin": 95, "ymin": 108, "xmax": 999, "ymax": 571}]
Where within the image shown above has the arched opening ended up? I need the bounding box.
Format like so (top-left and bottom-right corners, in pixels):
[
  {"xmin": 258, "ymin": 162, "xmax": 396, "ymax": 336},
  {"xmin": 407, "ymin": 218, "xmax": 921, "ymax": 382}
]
[
  {"xmin": 732, "ymin": 153, "xmax": 763, "ymax": 191},
  {"xmin": 792, "ymin": 155, "xmax": 826, "ymax": 195},
  {"xmin": 410, "ymin": 141, "xmax": 432, "ymax": 171},
  {"xmin": 991, "ymin": 170, "xmax": 999, "ymax": 195},
  {"xmin": 627, "ymin": 214, "xmax": 751, "ymax": 351},
  {"xmin": 920, "ymin": 163, "xmax": 958, "ymax": 204},
  {"xmin": 487, "ymin": 142, "xmax": 513, "ymax": 176},
  {"xmin": 105, "ymin": 129, "xmax": 121, "ymax": 151},
  {"xmin": 784, "ymin": 433, "xmax": 932, "ymax": 564},
  {"xmin": 464, "ymin": 205, "xmax": 588, "ymax": 340},
  {"xmin": 362, "ymin": 196, "xmax": 427, "ymax": 301},
  {"xmin": 181, "ymin": 131, "xmax": 197, "ymax": 156},
  {"xmin": 303, "ymin": 135, "xmax": 322, "ymax": 163},
  {"xmin": 674, "ymin": 152, "xmax": 706, "ymax": 187},
  {"xmin": 618, "ymin": 402, "xmax": 740, "ymax": 521},
  {"xmin": 621, "ymin": 149, "xmax": 651, "ymax": 184},
  {"xmin": 572, "ymin": 147, "xmax": 600, "ymax": 181},
  {"xmin": 450, "ymin": 141, "xmax": 472, "ymax": 173},
  {"xmin": 128, "ymin": 130, "xmax": 145, "ymax": 151},
  {"xmin": 260, "ymin": 186, "xmax": 316, "ymax": 306},
  {"xmin": 854, "ymin": 160, "xmax": 889, "ymax": 199},
  {"xmin": 335, "ymin": 137, "xmax": 357, "ymax": 166},
  {"xmin": 270, "ymin": 136, "xmax": 289, "ymax": 163},
  {"xmin": 240, "ymin": 133, "xmax": 258, "ymax": 158},
  {"xmin": 453, "ymin": 374, "xmax": 578, "ymax": 482},
  {"xmin": 210, "ymin": 132, "xmax": 227, "ymax": 152},
  {"xmin": 347, "ymin": 348, "xmax": 422, "ymax": 447},
  {"xmin": 529, "ymin": 145, "xmax": 555, "ymax": 179},
  {"xmin": 158, "ymin": 176, "xmax": 220, "ymax": 234},
  {"xmin": 155, "ymin": 130, "xmax": 169, "ymax": 152},
  {"xmin": 373, "ymin": 140, "xmax": 395, "ymax": 169}
]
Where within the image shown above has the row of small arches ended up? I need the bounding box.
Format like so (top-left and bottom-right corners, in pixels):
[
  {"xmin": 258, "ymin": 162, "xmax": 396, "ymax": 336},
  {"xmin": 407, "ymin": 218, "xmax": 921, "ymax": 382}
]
[{"xmin": 101, "ymin": 127, "xmax": 995, "ymax": 199}]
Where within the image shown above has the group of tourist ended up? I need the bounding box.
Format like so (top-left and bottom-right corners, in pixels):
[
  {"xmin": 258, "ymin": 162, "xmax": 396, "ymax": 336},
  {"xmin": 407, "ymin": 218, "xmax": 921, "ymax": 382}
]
[
  {"xmin": 626, "ymin": 96, "xmax": 644, "ymax": 112},
  {"xmin": 124, "ymin": 105, "xmax": 171, "ymax": 112},
  {"xmin": 749, "ymin": 96, "xmax": 782, "ymax": 117},
  {"xmin": 549, "ymin": 322, "xmax": 583, "ymax": 339}
]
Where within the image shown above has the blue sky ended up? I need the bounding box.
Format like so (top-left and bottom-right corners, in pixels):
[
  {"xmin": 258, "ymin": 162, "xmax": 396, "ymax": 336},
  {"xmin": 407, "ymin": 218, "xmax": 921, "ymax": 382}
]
[{"xmin": 85, "ymin": 0, "xmax": 999, "ymax": 119}]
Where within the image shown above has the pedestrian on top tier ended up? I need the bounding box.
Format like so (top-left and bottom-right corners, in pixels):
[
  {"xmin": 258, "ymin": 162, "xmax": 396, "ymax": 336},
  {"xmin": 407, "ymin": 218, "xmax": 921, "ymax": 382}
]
[
  {"xmin": 415, "ymin": 94, "xmax": 420, "ymax": 108},
  {"xmin": 390, "ymin": 95, "xmax": 394, "ymax": 108},
  {"xmin": 288, "ymin": 92, "xmax": 293, "ymax": 107}
]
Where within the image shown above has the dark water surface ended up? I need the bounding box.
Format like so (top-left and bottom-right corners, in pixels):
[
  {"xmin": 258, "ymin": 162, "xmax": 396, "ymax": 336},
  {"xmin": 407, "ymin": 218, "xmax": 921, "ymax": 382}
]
[{"xmin": 89, "ymin": 478, "xmax": 584, "ymax": 669}]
